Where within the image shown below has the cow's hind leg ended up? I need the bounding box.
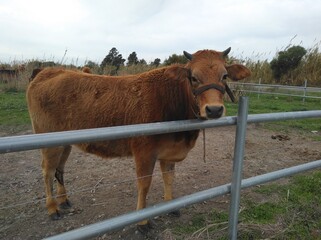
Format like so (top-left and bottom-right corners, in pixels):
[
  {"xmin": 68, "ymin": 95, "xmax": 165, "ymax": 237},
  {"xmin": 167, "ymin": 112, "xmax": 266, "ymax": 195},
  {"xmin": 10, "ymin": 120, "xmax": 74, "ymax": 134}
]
[
  {"xmin": 134, "ymin": 151, "xmax": 157, "ymax": 233},
  {"xmin": 41, "ymin": 146, "xmax": 71, "ymax": 220},
  {"xmin": 160, "ymin": 160, "xmax": 180, "ymax": 217},
  {"xmin": 55, "ymin": 145, "xmax": 72, "ymax": 209}
]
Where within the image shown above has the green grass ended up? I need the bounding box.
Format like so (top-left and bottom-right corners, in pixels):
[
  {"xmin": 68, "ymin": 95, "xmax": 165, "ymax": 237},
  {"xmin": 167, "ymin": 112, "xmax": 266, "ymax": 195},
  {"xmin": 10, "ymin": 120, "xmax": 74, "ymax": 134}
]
[
  {"xmin": 1, "ymin": 91, "xmax": 319, "ymax": 127},
  {"xmin": 0, "ymin": 91, "xmax": 320, "ymax": 136},
  {"xmin": 172, "ymin": 210, "xmax": 229, "ymax": 239},
  {"xmin": 242, "ymin": 171, "xmax": 321, "ymax": 238},
  {"xmin": 240, "ymin": 201, "xmax": 286, "ymax": 224},
  {"xmin": 172, "ymin": 172, "xmax": 321, "ymax": 239},
  {"xmin": 226, "ymin": 93, "xmax": 321, "ymax": 133},
  {"xmin": 0, "ymin": 91, "xmax": 31, "ymax": 129}
]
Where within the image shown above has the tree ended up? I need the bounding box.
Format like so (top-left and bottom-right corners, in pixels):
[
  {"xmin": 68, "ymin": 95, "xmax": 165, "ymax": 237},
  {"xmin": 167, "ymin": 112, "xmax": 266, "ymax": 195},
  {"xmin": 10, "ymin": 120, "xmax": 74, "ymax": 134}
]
[
  {"xmin": 163, "ymin": 54, "xmax": 188, "ymax": 65},
  {"xmin": 127, "ymin": 52, "xmax": 139, "ymax": 65},
  {"xmin": 151, "ymin": 58, "xmax": 161, "ymax": 67},
  {"xmin": 84, "ymin": 60, "xmax": 99, "ymax": 69},
  {"xmin": 139, "ymin": 59, "xmax": 147, "ymax": 65},
  {"xmin": 100, "ymin": 47, "xmax": 125, "ymax": 74},
  {"xmin": 270, "ymin": 45, "xmax": 307, "ymax": 82}
]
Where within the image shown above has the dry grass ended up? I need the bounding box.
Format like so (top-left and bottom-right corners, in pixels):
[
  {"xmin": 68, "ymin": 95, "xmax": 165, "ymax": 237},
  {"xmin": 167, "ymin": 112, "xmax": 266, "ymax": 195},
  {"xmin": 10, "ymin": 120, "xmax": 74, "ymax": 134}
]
[
  {"xmin": 243, "ymin": 41, "xmax": 321, "ymax": 87},
  {"xmin": 1, "ymin": 43, "xmax": 321, "ymax": 92}
]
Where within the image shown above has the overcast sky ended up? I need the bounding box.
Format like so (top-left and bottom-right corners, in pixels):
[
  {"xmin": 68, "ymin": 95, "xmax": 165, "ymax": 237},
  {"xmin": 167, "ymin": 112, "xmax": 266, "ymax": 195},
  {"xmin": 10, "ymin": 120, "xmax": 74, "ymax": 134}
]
[{"xmin": 1, "ymin": 0, "xmax": 321, "ymax": 65}]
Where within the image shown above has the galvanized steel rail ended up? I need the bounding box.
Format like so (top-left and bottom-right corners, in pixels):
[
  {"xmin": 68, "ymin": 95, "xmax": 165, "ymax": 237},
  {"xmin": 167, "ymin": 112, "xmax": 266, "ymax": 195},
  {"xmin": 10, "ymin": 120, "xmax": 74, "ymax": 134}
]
[
  {"xmin": 1, "ymin": 110, "xmax": 321, "ymax": 154},
  {"xmin": 229, "ymin": 81, "xmax": 321, "ymax": 99}
]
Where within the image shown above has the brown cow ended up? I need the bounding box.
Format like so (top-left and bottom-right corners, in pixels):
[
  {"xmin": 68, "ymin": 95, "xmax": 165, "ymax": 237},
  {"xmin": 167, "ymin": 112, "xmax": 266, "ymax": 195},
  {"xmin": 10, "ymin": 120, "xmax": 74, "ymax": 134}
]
[{"xmin": 26, "ymin": 48, "xmax": 250, "ymax": 231}]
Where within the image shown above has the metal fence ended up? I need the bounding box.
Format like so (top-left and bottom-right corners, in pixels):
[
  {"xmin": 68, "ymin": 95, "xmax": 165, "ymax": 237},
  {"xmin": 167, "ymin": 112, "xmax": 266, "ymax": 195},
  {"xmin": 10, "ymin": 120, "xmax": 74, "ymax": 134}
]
[
  {"xmin": 229, "ymin": 80, "xmax": 321, "ymax": 101},
  {"xmin": 1, "ymin": 97, "xmax": 321, "ymax": 240}
]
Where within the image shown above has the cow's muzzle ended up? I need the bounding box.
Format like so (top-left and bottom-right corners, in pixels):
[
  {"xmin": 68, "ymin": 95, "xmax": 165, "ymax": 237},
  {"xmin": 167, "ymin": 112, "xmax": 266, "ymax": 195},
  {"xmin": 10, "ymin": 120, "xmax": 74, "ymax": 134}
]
[{"xmin": 205, "ymin": 105, "xmax": 224, "ymax": 119}]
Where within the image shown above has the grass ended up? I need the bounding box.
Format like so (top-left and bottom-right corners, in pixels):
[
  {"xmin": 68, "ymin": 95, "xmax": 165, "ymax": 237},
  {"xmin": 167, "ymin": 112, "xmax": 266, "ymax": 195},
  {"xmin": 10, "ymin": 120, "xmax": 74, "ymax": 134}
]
[
  {"xmin": 0, "ymin": 91, "xmax": 319, "ymax": 128},
  {"xmin": 0, "ymin": 90, "xmax": 30, "ymax": 132},
  {"xmin": 240, "ymin": 171, "xmax": 321, "ymax": 239},
  {"xmin": 225, "ymin": 93, "xmax": 321, "ymax": 134},
  {"xmin": 171, "ymin": 171, "xmax": 321, "ymax": 239},
  {"xmin": 172, "ymin": 210, "xmax": 229, "ymax": 239}
]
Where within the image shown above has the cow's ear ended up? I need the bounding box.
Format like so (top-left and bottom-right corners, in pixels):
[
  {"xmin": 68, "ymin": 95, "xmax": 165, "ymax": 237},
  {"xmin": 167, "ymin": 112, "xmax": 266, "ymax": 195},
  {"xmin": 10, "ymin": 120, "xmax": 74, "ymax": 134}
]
[
  {"xmin": 164, "ymin": 66, "xmax": 190, "ymax": 81},
  {"xmin": 226, "ymin": 64, "xmax": 251, "ymax": 81}
]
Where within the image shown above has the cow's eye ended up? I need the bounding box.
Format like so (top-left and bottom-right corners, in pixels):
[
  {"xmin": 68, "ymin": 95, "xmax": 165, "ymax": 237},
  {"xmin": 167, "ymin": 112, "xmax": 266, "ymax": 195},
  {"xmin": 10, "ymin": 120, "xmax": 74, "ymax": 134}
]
[
  {"xmin": 191, "ymin": 76, "xmax": 200, "ymax": 86},
  {"xmin": 222, "ymin": 73, "xmax": 228, "ymax": 81}
]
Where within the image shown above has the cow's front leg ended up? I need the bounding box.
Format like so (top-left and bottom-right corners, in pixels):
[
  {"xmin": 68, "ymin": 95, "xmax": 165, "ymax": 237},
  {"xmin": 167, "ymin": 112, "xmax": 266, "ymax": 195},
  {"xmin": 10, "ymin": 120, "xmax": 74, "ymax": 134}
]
[
  {"xmin": 160, "ymin": 160, "xmax": 180, "ymax": 217},
  {"xmin": 134, "ymin": 152, "xmax": 157, "ymax": 232}
]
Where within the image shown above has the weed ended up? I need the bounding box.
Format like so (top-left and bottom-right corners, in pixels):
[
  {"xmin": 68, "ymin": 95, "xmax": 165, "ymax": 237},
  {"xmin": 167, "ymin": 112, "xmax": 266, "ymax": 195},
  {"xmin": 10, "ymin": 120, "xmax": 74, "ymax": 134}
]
[
  {"xmin": 0, "ymin": 91, "xmax": 30, "ymax": 130},
  {"xmin": 226, "ymin": 93, "xmax": 321, "ymax": 133},
  {"xmin": 171, "ymin": 172, "xmax": 321, "ymax": 239},
  {"xmin": 241, "ymin": 201, "xmax": 286, "ymax": 224}
]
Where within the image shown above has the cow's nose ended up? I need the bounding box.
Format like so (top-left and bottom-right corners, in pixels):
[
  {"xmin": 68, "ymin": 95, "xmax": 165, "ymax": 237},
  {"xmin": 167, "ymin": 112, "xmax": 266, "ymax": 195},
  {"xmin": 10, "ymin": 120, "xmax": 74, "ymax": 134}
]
[{"xmin": 205, "ymin": 106, "xmax": 224, "ymax": 119}]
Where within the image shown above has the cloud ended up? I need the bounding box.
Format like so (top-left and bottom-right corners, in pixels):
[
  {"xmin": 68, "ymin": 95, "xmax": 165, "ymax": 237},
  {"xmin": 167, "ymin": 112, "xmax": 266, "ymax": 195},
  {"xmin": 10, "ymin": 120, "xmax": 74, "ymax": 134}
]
[{"xmin": 0, "ymin": 0, "xmax": 320, "ymax": 64}]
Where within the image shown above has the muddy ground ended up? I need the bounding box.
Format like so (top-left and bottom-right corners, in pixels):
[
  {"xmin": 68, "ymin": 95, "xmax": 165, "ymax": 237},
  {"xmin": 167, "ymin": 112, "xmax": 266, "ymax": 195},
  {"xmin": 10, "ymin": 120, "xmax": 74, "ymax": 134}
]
[{"xmin": 0, "ymin": 124, "xmax": 320, "ymax": 239}]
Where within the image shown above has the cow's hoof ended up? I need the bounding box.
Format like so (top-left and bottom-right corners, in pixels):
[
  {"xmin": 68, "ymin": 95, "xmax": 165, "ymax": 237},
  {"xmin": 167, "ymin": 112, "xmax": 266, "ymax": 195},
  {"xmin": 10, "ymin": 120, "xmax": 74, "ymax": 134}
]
[
  {"xmin": 168, "ymin": 210, "xmax": 181, "ymax": 217},
  {"xmin": 137, "ymin": 224, "xmax": 150, "ymax": 234},
  {"xmin": 49, "ymin": 210, "xmax": 61, "ymax": 221},
  {"xmin": 137, "ymin": 220, "xmax": 155, "ymax": 234},
  {"xmin": 59, "ymin": 199, "xmax": 72, "ymax": 209}
]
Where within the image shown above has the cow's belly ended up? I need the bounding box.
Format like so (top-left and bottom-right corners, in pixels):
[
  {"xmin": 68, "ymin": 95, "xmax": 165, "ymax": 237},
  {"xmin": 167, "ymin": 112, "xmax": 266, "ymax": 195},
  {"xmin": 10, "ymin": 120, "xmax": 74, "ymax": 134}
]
[
  {"xmin": 77, "ymin": 139, "xmax": 132, "ymax": 158},
  {"xmin": 157, "ymin": 138, "xmax": 197, "ymax": 162}
]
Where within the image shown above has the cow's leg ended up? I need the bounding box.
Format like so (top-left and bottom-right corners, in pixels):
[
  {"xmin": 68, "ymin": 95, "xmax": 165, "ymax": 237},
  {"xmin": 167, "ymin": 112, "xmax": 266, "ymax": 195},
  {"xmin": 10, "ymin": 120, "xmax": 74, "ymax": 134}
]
[
  {"xmin": 134, "ymin": 152, "xmax": 157, "ymax": 231},
  {"xmin": 160, "ymin": 160, "xmax": 180, "ymax": 217},
  {"xmin": 55, "ymin": 145, "xmax": 72, "ymax": 209},
  {"xmin": 41, "ymin": 146, "xmax": 68, "ymax": 220}
]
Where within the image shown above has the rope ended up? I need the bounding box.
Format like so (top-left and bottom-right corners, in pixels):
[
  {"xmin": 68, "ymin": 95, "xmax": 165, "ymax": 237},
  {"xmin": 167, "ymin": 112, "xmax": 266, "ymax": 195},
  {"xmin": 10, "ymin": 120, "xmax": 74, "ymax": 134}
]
[{"xmin": 203, "ymin": 129, "xmax": 206, "ymax": 163}]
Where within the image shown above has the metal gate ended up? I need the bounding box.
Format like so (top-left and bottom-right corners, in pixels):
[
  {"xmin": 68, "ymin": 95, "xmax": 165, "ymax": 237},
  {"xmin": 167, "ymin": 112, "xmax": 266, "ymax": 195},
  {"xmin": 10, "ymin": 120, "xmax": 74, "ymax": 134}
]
[{"xmin": 1, "ymin": 97, "xmax": 320, "ymax": 240}]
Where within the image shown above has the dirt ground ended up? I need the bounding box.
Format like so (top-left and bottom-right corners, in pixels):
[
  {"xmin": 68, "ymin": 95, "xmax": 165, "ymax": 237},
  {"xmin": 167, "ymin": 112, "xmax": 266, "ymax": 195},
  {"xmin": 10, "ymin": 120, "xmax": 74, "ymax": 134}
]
[{"xmin": 0, "ymin": 124, "xmax": 321, "ymax": 240}]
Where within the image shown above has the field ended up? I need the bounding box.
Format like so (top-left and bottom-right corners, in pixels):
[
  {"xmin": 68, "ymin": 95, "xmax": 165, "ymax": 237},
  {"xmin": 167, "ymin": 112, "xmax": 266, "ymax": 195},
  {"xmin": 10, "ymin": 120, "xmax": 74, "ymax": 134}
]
[{"xmin": 0, "ymin": 90, "xmax": 321, "ymax": 239}]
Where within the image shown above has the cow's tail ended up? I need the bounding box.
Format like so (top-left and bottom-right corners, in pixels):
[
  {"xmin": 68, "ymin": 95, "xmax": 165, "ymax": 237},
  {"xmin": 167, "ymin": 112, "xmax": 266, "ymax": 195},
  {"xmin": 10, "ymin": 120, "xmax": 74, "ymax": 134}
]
[{"xmin": 29, "ymin": 68, "xmax": 43, "ymax": 82}]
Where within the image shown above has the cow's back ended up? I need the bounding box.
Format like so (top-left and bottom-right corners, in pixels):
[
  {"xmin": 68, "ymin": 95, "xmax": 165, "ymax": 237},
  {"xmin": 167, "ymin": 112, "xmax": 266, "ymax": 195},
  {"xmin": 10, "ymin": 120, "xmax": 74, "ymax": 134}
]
[
  {"xmin": 27, "ymin": 66, "xmax": 196, "ymax": 158},
  {"xmin": 27, "ymin": 68, "xmax": 142, "ymax": 157}
]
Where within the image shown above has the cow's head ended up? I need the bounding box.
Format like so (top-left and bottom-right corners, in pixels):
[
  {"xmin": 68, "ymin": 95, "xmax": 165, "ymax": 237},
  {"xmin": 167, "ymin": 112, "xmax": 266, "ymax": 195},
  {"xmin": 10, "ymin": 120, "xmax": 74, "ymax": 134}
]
[{"xmin": 184, "ymin": 47, "xmax": 251, "ymax": 119}]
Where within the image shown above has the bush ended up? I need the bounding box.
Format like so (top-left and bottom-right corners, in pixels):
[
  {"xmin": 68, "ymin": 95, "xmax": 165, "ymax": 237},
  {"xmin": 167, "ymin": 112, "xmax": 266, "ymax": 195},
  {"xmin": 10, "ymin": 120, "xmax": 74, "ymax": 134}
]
[{"xmin": 270, "ymin": 46, "xmax": 307, "ymax": 82}]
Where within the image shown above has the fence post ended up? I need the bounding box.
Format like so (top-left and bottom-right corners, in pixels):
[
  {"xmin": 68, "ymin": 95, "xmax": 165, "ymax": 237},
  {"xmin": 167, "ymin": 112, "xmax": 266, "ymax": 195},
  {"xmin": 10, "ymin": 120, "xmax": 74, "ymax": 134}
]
[
  {"xmin": 257, "ymin": 78, "xmax": 261, "ymax": 99},
  {"xmin": 228, "ymin": 96, "xmax": 249, "ymax": 240},
  {"xmin": 303, "ymin": 79, "xmax": 307, "ymax": 103}
]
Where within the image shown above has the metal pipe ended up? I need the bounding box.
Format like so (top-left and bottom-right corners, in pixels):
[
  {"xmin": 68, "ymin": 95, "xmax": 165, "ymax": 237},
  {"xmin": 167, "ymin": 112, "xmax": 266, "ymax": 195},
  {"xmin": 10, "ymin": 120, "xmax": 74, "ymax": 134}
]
[
  {"xmin": 229, "ymin": 82, "xmax": 321, "ymax": 92},
  {"xmin": 0, "ymin": 117, "xmax": 237, "ymax": 153},
  {"xmin": 247, "ymin": 110, "xmax": 321, "ymax": 123},
  {"xmin": 1, "ymin": 110, "xmax": 321, "ymax": 154},
  {"xmin": 228, "ymin": 97, "xmax": 248, "ymax": 239},
  {"xmin": 232, "ymin": 90, "xmax": 321, "ymax": 99},
  {"xmin": 241, "ymin": 159, "xmax": 321, "ymax": 188}
]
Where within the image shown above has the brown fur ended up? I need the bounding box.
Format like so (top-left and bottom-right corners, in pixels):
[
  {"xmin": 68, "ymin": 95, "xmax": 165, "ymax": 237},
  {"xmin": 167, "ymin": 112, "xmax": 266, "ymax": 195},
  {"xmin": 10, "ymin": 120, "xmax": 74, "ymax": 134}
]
[{"xmin": 26, "ymin": 49, "xmax": 250, "ymax": 226}]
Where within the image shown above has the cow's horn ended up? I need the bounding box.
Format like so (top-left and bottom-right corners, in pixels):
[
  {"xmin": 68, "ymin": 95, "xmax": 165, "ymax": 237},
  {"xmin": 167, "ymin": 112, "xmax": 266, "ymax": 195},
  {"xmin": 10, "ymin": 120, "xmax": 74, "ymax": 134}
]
[
  {"xmin": 222, "ymin": 47, "xmax": 231, "ymax": 56},
  {"xmin": 183, "ymin": 51, "xmax": 193, "ymax": 60}
]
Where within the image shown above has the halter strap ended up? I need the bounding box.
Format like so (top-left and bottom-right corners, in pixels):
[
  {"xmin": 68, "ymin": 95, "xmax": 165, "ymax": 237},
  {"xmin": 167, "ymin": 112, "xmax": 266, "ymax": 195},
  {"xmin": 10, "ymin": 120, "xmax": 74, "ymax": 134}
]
[
  {"xmin": 192, "ymin": 83, "xmax": 236, "ymax": 103},
  {"xmin": 225, "ymin": 83, "xmax": 236, "ymax": 103},
  {"xmin": 193, "ymin": 83, "xmax": 225, "ymax": 96}
]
